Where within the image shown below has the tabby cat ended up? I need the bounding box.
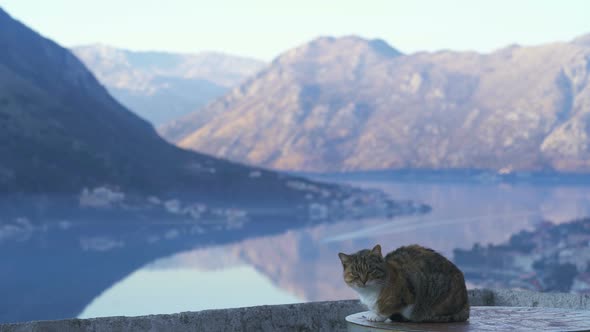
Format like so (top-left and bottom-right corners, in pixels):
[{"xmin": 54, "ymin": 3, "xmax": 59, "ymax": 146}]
[{"xmin": 338, "ymin": 244, "xmax": 469, "ymax": 323}]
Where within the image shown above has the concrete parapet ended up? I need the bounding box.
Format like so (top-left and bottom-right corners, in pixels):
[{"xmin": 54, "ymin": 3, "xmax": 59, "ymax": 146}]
[{"xmin": 1, "ymin": 289, "xmax": 589, "ymax": 332}]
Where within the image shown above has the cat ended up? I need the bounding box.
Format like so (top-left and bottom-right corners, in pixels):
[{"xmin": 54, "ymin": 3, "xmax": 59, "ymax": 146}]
[{"xmin": 338, "ymin": 244, "xmax": 469, "ymax": 323}]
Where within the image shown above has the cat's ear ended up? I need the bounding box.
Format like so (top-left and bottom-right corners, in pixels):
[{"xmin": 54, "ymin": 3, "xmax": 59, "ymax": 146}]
[
  {"xmin": 338, "ymin": 253, "xmax": 351, "ymax": 266},
  {"xmin": 371, "ymin": 244, "xmax": 382, "ymax": 257}
]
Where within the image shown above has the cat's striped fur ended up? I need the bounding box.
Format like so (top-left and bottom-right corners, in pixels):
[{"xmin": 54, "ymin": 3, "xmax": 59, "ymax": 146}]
[{"xmin": 338, "ymin": 244, "xmax": 469, "ymax": 323}]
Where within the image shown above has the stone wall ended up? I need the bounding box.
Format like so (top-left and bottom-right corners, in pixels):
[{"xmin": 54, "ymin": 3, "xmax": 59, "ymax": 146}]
[{"xmin": 1, "ymin": 289, "xmax": 589, "ymax": 332}]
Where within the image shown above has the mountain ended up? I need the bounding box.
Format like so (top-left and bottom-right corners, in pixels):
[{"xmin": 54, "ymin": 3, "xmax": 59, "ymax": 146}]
[
  {"xmin": 0, "ymin": 7, "xmax": 406, "ymax": 219},
  {"xmin": 72, "ymin": 45, "xmax": 265, "ymax": 125},
  {"xmin": 161, "ymin": 35, "xmax": 590, "ymax": 173}
]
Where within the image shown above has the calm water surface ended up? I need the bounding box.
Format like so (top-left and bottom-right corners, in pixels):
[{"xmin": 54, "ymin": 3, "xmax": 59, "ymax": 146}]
[{"xmin": 3, "ymin": 179, "xmax": 590, "ymax": 323}]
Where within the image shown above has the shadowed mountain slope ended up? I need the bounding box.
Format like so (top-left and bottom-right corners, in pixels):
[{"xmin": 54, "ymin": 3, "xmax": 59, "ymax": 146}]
[{"xmin": 0, "ymin": 8, "xmax": 355, "ymax": 209}]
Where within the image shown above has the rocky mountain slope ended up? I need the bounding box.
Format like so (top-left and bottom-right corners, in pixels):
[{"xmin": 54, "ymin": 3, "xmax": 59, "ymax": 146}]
[
  {"xmin": 72, "ymin": 45, "xmax": 264, "ymax": 125},
  {"xmin": 0, "ymin": 7, "xmax": 401, "ymax": 217},
  {"xmin": 162, "ymin": 35, "xmax": 590, "ymax": 173}
]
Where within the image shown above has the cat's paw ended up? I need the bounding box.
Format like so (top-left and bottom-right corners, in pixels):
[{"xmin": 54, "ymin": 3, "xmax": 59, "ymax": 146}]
[{"xmin": 363, "ymin": 312, "xmax": 387, "ymax": 322}]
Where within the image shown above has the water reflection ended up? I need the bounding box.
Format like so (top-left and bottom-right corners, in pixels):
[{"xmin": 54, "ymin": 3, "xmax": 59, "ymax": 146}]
[
  {"xmin": 0, "ymin": 214, "xmax": 311, "ymax": 323},
  {"xmin": 79, "ymin": 266, "xmax": 300, "ymax": 318},
  {"xmin": 2, "ymin": 179, "xmax": 590, "ymax": 323}
]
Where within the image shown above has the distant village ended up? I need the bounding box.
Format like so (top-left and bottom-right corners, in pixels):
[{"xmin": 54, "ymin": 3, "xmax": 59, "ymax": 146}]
[{"xmin": 454, "ymin": 218, "xmax": 590, "ymax": 293}]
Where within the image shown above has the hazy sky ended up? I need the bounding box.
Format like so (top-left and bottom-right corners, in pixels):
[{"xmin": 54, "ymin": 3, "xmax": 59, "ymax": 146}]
[{"xmin": 2, "ymin": 0, "xmax": 590, "ymax": 60}]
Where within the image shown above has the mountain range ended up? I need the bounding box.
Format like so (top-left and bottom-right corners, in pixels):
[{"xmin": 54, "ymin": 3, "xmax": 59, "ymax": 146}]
[
  {"xmin": 161, "ymin": 35, "xmax": 590, "ymax": 173},
  {"xmin": 72, "ymin": 45, "xmax": 264, "ymax": 125},
  {"xmin": 0, "ymin": 7, "xmax": 395, "ymax": 216}
]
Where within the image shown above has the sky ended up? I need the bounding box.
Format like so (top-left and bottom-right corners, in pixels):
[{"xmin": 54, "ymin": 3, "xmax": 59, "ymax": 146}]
[{"xmin": 2, "ymin": 0, "xmax": 590, "ymax": 61}]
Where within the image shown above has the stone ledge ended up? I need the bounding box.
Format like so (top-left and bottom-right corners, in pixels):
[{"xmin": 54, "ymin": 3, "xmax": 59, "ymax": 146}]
[{"xmin": 1, "ymin": 289, "xmax": 589, "ymax": 332}]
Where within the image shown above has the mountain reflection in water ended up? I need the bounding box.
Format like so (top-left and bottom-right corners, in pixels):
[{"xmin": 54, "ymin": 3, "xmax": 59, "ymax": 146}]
[
  {"xmin": 79, "ymin": 266, "xmax": 300, "ymax": 318},
  {"xmin": 3, "ymin": 179, "xmax": 590, "ymax": 324}
]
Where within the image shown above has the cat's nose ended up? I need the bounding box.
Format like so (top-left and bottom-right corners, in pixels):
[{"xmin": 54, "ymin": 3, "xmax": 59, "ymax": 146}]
[{"xmin": 360, "ymin": 276, "xmax": 367, "ymax": 284}]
